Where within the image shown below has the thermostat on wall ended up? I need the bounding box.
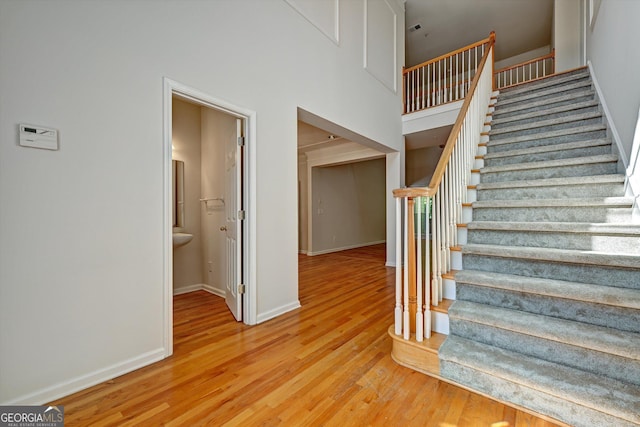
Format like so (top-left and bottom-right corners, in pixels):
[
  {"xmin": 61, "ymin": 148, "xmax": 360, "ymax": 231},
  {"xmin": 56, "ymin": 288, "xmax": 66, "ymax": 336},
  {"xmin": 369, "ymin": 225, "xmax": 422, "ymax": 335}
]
[{"xmin": 19, "ymin": 124, "xmax": 59, "ymax": 150}]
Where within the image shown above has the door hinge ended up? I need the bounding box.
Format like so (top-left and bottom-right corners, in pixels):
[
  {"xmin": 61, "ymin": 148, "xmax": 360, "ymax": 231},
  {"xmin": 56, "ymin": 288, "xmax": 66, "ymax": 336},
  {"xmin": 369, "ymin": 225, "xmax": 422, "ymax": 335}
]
[
  {"xmin": 237, "ymin": 136, "xmax": 245, "ymax": 146},
  {"xmin": 238, "ymin": 210, "xmax": 246, "ymax": 220},
  {"xmin": 238, "ymin": 283, "xmax": 246, "ymax": 294}
]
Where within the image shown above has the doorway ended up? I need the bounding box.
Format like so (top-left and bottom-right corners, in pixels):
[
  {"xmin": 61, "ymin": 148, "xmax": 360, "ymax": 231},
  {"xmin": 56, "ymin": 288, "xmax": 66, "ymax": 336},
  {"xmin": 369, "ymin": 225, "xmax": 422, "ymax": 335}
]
[{"xmin": 163, "ymin": 78, "xmax": 256, "ymax": 357}]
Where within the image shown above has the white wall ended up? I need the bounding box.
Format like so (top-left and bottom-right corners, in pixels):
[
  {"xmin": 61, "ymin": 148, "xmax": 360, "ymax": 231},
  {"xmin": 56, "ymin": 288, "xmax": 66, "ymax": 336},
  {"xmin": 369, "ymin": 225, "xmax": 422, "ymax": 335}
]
[
  {"xmin": 172, "ymin": 98, "xmax": 204, "ymax": 292},
  {"xmin": 585, "ymin": 0, "xmax": 640, "ymax": 204},
  {"xmin": 586, "ymin": 0, "xmax": 640, "ymax": 165},
  {"xmin": 311, "ymin": 158, "xmax": 386, "ymax": 254},
  {"xmin": 0, "ymin": 0, "xmax": 404, "ymax": 404},
  {"xmin": 201, "ymin": 107, "xmax": 235, "ymax": 296},
  {"xmin": 554, "ymin": 0, "xmax": 583, "ymax": 72}
]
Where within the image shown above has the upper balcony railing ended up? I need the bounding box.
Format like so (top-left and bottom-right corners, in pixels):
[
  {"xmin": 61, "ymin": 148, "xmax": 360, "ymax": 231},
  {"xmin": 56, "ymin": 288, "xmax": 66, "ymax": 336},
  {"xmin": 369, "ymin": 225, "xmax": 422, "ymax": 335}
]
[
  {"xmin": 403, "ymin": 34, "xmax": 556, "ymax": 114},
  {"xmin": 403, "ymin": 32, "xmax": 495, "ymax": 114},
  {"xmin": 494, "ymin": 49, "xmax": 555, "ymax": 90}
]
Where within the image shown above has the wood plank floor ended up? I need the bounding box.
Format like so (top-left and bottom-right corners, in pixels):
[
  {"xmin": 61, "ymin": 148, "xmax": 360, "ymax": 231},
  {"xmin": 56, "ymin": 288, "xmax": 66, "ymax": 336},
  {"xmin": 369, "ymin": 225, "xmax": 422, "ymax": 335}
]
[{"xmin": 53, "ymin": 244, "xmax": 560, "ymax": 426}]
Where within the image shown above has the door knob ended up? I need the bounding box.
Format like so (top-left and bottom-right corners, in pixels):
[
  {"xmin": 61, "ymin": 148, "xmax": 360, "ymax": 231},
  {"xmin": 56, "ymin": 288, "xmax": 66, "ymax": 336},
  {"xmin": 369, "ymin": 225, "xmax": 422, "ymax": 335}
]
[{"xmin": 219, "ymin": 226, "xmax": 227, "ymax": 231}]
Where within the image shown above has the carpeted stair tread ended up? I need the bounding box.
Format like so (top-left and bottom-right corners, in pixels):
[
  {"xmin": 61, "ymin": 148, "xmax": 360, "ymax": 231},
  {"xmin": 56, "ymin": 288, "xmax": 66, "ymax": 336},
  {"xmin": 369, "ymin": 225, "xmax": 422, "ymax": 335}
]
[
  {"xmin": 496, "ymin": 80, "xmax": 593, "ymax": 107},
  {"xmin": 475, "ymin": 174, "xmax": 624, "ymax": 190},
  {"xmin": 462, "ymin": 243, "xmax": 640, "ymax": 269},
  {"xmin": 483, "ymin": 138, "xmax": 610, "ymax": 160},
  {"xmin": 466, "ymin": 221, "xmax": 640, "ymax": 254},
  {"xmin": 467, "ymin": 220, "xmax": 640, "ymax": 236},
  {"xmin": 480, "ymin": 154, "xmax": 617, "ymax": 174},
  {"xmin": 487, "ymin": 123, "xmax": 606, "ymax": 147},
  {"xmin": 492, "ymin": 89, "xmax": 595, "ymax": 118},
  {"xmin": 454, "ymin": 270, "xmax": 640, "ymax": 310},
  {"xmin": 472, "ymin": 196, "xmax": 633, "ymax": 209},
  {"xmin": 489, "ymin": 111, "xmax": 603, "ymax": 137},
  {"xmin": 439, "ymin": 336, "xmax": 640, "ymax": 426},
  {"xmin": 449, "ymin": 300, "xmax": 640, "ymax": 361},
  {"xmin": 490, "ymin": 100, "xmax": 599, "ymax": 126}
]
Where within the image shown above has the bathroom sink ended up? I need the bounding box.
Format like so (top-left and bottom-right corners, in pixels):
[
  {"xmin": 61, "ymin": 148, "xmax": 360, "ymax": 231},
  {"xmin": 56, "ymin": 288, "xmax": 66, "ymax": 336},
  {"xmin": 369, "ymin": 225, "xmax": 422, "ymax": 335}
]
[{"xmin": 172, "ymin": 232, "xmax": 193, "ymax": 248}]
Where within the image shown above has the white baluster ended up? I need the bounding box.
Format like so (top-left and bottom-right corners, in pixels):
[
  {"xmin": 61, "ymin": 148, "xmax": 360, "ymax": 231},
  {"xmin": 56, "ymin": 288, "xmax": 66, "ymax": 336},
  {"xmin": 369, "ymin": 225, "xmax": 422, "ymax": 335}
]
[
  {"xmin": 416, "ymin": 197, "xmax": 423, "ymax": 342},
  {"xmin": 395, "ymin": 197, "xmax": 402, "ymax": 335},
  {"xmin": 403, "ymin": 197, "xmax": 409, "ymax": 340}
]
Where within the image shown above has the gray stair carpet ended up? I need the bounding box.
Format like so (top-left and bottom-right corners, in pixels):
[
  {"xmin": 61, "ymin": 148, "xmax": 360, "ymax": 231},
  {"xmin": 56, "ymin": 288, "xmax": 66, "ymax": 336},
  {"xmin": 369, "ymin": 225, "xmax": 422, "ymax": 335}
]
[{"xmin": 439, "ymin": 68, "xmax": 640, "ymax": 427}]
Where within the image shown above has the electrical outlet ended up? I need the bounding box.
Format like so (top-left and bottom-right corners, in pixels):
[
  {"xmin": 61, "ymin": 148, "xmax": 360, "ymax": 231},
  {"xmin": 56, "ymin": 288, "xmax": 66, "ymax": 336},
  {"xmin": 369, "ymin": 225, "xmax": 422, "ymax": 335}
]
[{"xmin": 208, "ymin": 261, "xmax": 213, "ymax": 273}]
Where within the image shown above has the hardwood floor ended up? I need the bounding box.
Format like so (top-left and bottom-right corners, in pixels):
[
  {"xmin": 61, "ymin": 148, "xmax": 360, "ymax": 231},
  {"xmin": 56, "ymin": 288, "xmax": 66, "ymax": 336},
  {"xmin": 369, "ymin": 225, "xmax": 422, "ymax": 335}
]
[{"xmin": 54, "ymin": 244, "xmax": 560, "ymax": 426}]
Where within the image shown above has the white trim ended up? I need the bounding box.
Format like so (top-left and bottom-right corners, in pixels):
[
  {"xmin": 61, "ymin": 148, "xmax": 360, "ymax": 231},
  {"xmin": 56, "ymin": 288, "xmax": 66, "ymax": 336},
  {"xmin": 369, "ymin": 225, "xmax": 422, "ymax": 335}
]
[
  {"xmin": 256, "ymin": 301, "xmax": 302, "ymax": 324},
  {"xmin": 363, "ymin": 0, "xmax": 398, "ymax": 93},
  {"xmin": 173, "ymin": 284, "xmax": 226, "ymax": 298},
  {"xmin": 284, "ymin": 0, "xmax": 340, "ymax": 45},
  {"xmin": 587, "ymin": 62, "xmax": 628, "ymax": 165},
  {"xmin": 163, "ymin": 78, "xmax": 259, "ymax": 348},
  {"xmin": 203, "ymin": 284, "xmax": 226, "ymax": 298},
  {"xmin": 162, "ymin": 80, "xmax": 174, "ymax": 357},
  {"xmin": 307, "ymin": 240, "xmax": 386, "ymax": 256},
  {"xmin": 173, "ymin": 284, "xmax": 205, "ymax": 296},
  {"xmin": 2, "ymin": 348, "xmax": 165, "ymax": 405}
]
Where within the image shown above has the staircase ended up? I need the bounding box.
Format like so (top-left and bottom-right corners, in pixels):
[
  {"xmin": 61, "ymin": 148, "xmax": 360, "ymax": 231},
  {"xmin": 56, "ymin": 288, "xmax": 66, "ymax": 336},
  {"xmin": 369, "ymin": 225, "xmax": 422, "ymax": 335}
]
[{"xmin": 438, "ymin": 68, "xmax": 640, "ymax": 427}]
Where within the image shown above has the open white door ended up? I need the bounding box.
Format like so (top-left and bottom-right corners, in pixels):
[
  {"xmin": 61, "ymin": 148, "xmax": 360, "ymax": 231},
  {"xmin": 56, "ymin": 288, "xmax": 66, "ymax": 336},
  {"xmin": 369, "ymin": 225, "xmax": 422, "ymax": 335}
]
[{"xmin": 224, "ymin": 118, "xmax": 243, "ymax": 321}]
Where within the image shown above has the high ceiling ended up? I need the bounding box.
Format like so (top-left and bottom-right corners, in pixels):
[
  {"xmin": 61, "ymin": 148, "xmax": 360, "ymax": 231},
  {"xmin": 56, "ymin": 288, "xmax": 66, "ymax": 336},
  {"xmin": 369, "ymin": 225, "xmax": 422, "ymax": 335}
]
[
  {"xmin": 405, "ymin": 0, "xmax": 554, "ymax": 67},
  {"xmin": 299, "ymin": 0, "xmax": 554, "ymax": 153}
]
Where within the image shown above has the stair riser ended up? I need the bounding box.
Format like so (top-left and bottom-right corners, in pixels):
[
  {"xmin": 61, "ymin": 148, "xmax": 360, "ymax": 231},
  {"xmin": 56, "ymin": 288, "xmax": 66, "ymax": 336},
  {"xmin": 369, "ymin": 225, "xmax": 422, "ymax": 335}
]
[
  {"xmin": 480, "ymin": 162, "xmax": 618, "ymax": 183},
  {"xmin": 490, "ymin": 117, "xmax": 603, "ymax": 141},
  {"xmin": 461, "ymin": 255, "xmax": 640, "ymax": 289},
  {"xmin": 493, "ymin": 93, "xmax": 595, "ymax": 120},
  {"xmin": 484, "ymin": 145, "xmax": 611, "ymax": 167},
  {"xmin": 491, "ymin": 105, "xmax": 600, "ymax": 130},
  {"xmin": 466, "ymin": 229, "xmax": 640, "ymax": 254},
  {"xmin": 487, "ymin": 129, "xmax": 607, "ymax": 153},
  {"xmin": 439, "ymin": 360, "xmax": 637, "ymax": 427},
  {"xmin": 472, "ymin": 206, "xmax": 632, "ymax": 223},
  {"xmin": 476, "ymin": 182, "xmax": 625, "ymax": 200},
  {"xmin": 456, "ymin": 284, "xmax": 640, "ymax": 333},
  {"xmin": 449, "ymin": 319, "xmax": 640, "ymax": 386}
]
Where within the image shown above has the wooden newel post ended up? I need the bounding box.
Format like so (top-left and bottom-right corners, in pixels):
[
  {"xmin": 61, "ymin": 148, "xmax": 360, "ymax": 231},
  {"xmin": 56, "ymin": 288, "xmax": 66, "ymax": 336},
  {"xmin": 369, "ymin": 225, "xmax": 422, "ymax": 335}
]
[{"xmin": 407, "ymin": 197, "xmax": 417, "ymax": 333}]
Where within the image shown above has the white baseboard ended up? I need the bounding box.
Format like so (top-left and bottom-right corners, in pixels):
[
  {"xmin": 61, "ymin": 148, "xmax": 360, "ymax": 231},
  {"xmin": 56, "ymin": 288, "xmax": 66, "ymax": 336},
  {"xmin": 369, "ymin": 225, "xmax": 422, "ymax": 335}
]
[
  {"xmin": 174, "ymin": 283, "xmax": 225, "ymax": 298},
  {"xmin": 299, "ymin": 249, "xmax": 308, "ymax": 255},
  {"xmin": 307, "ymin": 240, "xmax": 386, "ymax": 256},
  {"xmin": 202, "ymin": 284, "xmax": 225, "ymax": 298},
  {"xmin": 3, "ymin": 348, "xmax": 166, "ymax": 405},
  {"xmin": 256, "ymin": 301, "xmax": 301, "ymax": 324},
  {"xmin": 173, "ymin": 284, "xmax": 204, "ymax": 296}
]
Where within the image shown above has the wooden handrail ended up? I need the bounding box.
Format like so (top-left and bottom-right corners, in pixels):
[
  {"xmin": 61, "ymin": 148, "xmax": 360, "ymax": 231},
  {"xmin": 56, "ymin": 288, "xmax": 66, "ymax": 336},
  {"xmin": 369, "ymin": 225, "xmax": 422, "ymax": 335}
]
[
  {"xmin": 494, "ymin": 49, "xmax": 555, "ymax": 75},
  {"xmin": 403, "ymin": 32, "xmax": 495, "ymax": 75},
  {"xmin": 393, "ymin": 33, "xmax": 495, "ymax": 343}
]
